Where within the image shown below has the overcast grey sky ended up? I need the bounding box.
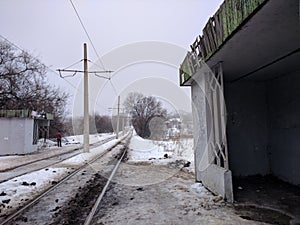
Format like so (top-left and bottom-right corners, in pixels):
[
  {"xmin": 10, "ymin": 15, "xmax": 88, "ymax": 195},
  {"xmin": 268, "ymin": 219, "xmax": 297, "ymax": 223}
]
[{"xmin": 0, "ymin": 0, "xmax": 223, "ymax": 115}]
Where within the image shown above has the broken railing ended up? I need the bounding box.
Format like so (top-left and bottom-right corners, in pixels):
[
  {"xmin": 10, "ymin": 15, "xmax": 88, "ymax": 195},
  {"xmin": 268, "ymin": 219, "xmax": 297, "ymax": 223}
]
[{"xmin": 180, "ymin": 0, "xmax": 268, "ymax": 85}]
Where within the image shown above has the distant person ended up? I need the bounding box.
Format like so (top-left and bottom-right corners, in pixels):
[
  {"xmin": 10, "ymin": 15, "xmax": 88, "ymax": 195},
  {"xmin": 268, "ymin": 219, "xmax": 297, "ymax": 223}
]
[{"xmin": 56, "ymin": 131, "xmax": 62, "ymax": 147}]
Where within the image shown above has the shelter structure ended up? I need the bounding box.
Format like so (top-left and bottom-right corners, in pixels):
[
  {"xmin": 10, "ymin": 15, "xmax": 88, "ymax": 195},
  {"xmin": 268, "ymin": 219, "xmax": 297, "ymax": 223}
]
[
  {"xmin": 179, "ymin": 0, "xmax": 300, "ymax": 202},
  {"xmin": 0, "ymin": 109, "xmax": 53, "ymax": 155}
]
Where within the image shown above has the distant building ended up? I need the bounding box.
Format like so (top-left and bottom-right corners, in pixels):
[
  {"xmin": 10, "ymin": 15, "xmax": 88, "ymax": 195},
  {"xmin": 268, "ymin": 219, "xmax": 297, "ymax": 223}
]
[
  {"xmin": 179, "ymin": 0, "xmax": 299, "ymax": 202},
  {"xmin": 0, "ymin": 110, "xmax": 53, "ymax": 155},
  {"xmin": 165, "ymin": 118, "xmax": 181, "ymax": 139}
]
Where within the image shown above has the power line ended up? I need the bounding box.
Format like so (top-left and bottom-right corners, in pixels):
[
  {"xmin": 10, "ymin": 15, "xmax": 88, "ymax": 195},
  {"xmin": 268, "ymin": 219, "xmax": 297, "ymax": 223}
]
[
  {"xmin": 0, "ymin": 34, "xmax": 26, "ymax": 53},
  {"xmin": 69, "ymin": 0, "xmax": 107, "ymax": 70},
  {"xmin": 0, "ymin": 35, "xmax": 113, "ymax": 114},
  {"xmin": 88, "ymin": 60, "xmax": 112, "ymax": 80},
  {"xmin": 57, "ymin": 59, "xmax": 84, "ymax": 78},
  {"xmin": 0, "ymin": 35, "xmax": 109, "ymax": 96},
  {"xmin": 63, "ymin": 59, "xmax": 83, "ymax": 70},
  {"xmin": 0, "ymin": 34, "xmax": 78, "ymax": 91},
  {"xmin": 88, "ymin": 60, "xmax": 107, "ymax": 71},
  {"xmin": 109, "ymin": 80, "xmax": 118, "ymax": 97}
]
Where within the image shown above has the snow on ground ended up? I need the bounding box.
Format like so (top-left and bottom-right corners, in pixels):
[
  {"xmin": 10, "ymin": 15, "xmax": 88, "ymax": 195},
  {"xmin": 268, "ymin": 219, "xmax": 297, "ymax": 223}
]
[
  {"xmin": 37, "ymin": 133, "xmax": 115, "ymax": 149},
  {"xmin": 128, "ymin": 135, "xmax": 165, "ymax": 161},
  {"xmin": 0, "ymin": 134, "xmax": 122, "ymax": 216},
  {"xmin": 0, "ymin": 133, "xmax": 115, "ymax": 171},
  {"xmin": 63, "ymin": 133, "xmax": 114, "ymax": 146},
  {"xmin": 97, "ymin": 167, "xmax": 251, "ymax": 225},
  {"xmin": 58, "ymin": 139, "xmax": 120, "ymax": 166},
  {"xmin": 114, "ymin": 132, "xmax": 195, "ymax": 187},
  {"xmin": 128, "ymin": 132, "xmax": 194, "ymax": 172},
  {"xmin": 0, "ymin": 167, "xmax": 71, "ymax": 216},
  {"xmin": 97, "ymin": 134, "xmax": 255, "ymax": 224}
]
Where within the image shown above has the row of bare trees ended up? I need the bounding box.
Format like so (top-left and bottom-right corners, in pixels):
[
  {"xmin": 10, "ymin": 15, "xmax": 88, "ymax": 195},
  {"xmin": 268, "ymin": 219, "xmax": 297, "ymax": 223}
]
[{"xmin": 63, "ymin": 115, "xmax": 114, "ymax": 136}]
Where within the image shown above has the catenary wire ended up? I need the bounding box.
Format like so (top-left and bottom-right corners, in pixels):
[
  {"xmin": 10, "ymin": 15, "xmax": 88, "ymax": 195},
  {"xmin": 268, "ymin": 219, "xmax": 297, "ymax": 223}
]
[
  {"xmin": 63, "ymin": 59, "xmax": 84, "ymax": 70},
  {"xmin": 69, "ymin": 0, "xmax": 107, "ymax": 71},
  {"xmin": 0, "ymin": 34, "xmax": 78, "ymax": 91},
  {"xmin": 109, "ymin": 79, "xmax": 118, "ymax": 97},
  {"xmin": 0, "ymin": 35, "xmax": 112, "ymax": 112}
]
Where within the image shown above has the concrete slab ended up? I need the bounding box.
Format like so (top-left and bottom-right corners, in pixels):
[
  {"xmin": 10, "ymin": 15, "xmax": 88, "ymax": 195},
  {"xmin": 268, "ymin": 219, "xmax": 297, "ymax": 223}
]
[{"xmin": 201, "ymin": 164, "xmax": 233, "ymax": 203}]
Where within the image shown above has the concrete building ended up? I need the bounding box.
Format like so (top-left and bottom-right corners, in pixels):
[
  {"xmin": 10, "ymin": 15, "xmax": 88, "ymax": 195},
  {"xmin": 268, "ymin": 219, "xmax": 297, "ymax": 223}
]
[
  {"xmin": 0, "ymin": 110, "xmax": 53, "ymax": 155},
  {"xmin": 179, "ymin": 0, "xmax": 300, "ymax": 202}
]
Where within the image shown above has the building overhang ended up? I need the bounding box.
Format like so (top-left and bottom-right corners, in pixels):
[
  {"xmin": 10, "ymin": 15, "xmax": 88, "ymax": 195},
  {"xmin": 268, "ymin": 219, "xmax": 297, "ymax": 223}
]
[
  {"xmin": 180, "ymin": 0, "xmax": 300, "ymax": 85},
  {"xmin": 206, "ymin": 0, "xmax": 300, "ymax": 82}
]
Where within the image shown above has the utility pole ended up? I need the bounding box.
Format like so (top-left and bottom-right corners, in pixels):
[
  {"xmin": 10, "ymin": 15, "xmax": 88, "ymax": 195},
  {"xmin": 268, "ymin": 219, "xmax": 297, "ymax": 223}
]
[
  {"xmin": 108, "ymin": 98, "xmax": 124, "ymax": 140},
  {"xmin": 116, "ymin": 95, "xmax": 120, "ymax": 139},
  {"xmin": 121, "ymin": 110, "xmax": 125, "ymax": 135},
  {"xmin": 57, "ymin": 43, "xmax": 112, "ymax": 152},
  {"xmin": 83, "ymin": 43, "xmax": 89, "ymax": 152}
]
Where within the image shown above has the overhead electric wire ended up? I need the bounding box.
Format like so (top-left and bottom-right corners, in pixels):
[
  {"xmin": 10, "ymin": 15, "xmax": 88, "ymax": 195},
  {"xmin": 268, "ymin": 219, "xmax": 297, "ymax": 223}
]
[
  {"xmin": 109, "ymin": 80, "xmax": 118, "ymax": 97},
  {"xmin": 0, "ymin": 35, "xmax": 110, "ymax": 112},
  {"xmin": 88, "ymin": 60, "xmax": 113, "ymax": 80},
  {"xmin": 0, "ymin": 34, "xmax": 26, "ymax": 53},
  {"xmin": 63, "ymin": 59, "xmax": 84, "ymax": 70},
  {"xmin": 69, "ymin": 0, "xmax": 107, "ymax": 71},
  {"xmin": 0, "ymin": 34, "xmax": 78, "ymax": 91},
  {"xmin": 88, "ymin": 60, "xmax": 107, "ymax": 72}
]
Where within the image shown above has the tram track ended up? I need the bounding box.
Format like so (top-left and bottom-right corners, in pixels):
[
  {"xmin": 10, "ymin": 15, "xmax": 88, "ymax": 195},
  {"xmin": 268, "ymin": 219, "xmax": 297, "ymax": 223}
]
[
  {"xmin": 84, "ymin": 143, "xmax": 128, "ymax": 225},
  {"xmin": 0, "ymin": 132, "xmax": 131, "ymax": 225},
  {"xmin": 0, "ymin": 136, "xmax": 116, "ymax": 183}
]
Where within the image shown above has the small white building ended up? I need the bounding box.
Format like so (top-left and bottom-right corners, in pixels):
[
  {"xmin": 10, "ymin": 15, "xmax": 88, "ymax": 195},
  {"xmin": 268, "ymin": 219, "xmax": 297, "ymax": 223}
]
[{"xmin": 0, "ymin": 110, "xmax": 53, "ymax": 155}]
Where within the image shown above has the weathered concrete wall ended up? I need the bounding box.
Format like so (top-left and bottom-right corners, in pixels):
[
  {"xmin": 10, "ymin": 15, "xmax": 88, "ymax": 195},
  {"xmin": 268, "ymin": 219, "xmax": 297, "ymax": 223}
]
[
  {"xmin": 191, "ymin": 67, "xmax": 233, "ymax": 201},
  {"xmin": 267, "ymin": 71, "xmax": 300, "ymax": 185},
  {"xmin": 225, "ymin": 81, "xmax": 270, "ymax": 176},
  {"xmin": 225, "ymin": 72, "xmax": 300, "ymax": 185},
  {"xmin": 0, "ymin": 118, "xmax": 37, "ymax": 155},
  {"xmin": 191, "ymin": 70, "xmax": 210, "ymax": 182}
]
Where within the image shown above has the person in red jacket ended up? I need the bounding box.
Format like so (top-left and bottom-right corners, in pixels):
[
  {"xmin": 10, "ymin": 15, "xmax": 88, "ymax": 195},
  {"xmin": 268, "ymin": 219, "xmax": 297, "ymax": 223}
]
[{"xmin": 56, "ymin": 131, "xmax": 62, "ymax": 147}]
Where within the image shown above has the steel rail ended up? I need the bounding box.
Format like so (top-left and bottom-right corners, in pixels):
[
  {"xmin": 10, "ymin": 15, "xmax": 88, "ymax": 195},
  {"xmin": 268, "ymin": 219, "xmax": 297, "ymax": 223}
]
[
  {"xmin": 84, "ymin": 136, "xmax": 130, "ymax": 225},
  {"xmin": 0, "ymin": 133, "xmax": 129, "ymax": 225},
  {"xmin": 0, "ymin": 136, "xmax": 115, "ymax": 174},
  {"xmin": 84, "ymin": 150, "xmax": 126, "ymax": 225}
]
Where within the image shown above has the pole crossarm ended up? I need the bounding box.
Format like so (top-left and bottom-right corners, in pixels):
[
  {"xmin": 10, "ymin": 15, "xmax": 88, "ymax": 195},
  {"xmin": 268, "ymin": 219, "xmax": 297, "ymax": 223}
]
[
  {"xmin": 57, "ymin": 44, "xmax": 114, "ymax": 152},
  {"xmin": 57, "ymin": 69, "xmax": 113, "ymax": 79},
  {"xmin": 57, "ymin": 69, "xmax": 113, "ymax": 73}
]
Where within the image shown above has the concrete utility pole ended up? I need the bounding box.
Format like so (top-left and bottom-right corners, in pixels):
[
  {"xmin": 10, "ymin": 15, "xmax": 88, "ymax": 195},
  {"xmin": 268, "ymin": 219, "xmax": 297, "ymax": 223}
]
[
  {"xmin": 116, "ymin": 95, "xmax": 120, "ymax": 139},
  {"xmin": 121, "ymin": 110, "xmax": 125, "ymax": 135},
  {"xmin": 57, "ymin": 44, "xmax": 112, "ymax": 152},
  {"xmin": 108, "ymin": 99, "xmax": 124, "ymax": 139},
  {"xmin": 83, "ymin": 43, "xmax": 90, "ymax": 152}
]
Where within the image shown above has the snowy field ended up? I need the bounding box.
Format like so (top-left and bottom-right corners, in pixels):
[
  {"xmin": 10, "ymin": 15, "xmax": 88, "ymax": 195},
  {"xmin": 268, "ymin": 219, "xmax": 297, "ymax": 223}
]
[{"xmin": 128, "ymin": 133, "xmax": 194, "ymax": 172}]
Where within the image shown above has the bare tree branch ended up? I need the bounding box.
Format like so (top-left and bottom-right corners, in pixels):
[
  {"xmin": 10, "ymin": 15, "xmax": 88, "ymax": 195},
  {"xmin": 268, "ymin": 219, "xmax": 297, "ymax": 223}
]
[
  {"xmin": 124, "ymin": 92, "xmax": 167, "ymax": 138},
  {"xmin": 0, "ymin": 40, "xmax": 69, "ymax": 137}
]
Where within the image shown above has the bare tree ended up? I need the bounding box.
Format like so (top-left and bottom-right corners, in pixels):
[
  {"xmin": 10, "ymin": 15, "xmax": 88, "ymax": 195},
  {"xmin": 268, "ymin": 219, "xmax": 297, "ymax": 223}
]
[
  {"xmin": 124, "ymin": 92, "xmax": 167, "ymax": 138},
  {"xmin": 94, "ymin": 114, "xmax": 113, "ymax": 133},
  {"xmin": 123, "ymin": 92, "xmax": 144, "ymax": 114},
  {"xmin": 0, "ymin": 40, "xmax": 69, "ymax": 137}
]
